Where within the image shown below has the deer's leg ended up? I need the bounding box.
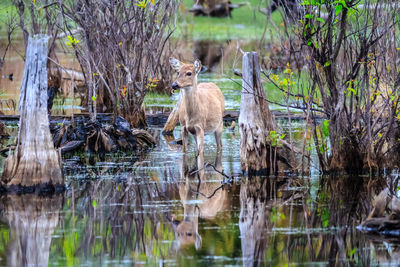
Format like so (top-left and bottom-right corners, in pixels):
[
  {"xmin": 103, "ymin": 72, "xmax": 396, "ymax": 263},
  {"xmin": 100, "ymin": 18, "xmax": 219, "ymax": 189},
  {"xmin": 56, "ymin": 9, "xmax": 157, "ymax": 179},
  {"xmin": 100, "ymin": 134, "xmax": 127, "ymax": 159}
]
[
  {"xmin": 193, "ymin": 126, "xmax": 205, "ymax": 169},
  {"xmin": 181, "ymin": 126, "xmax": 189, "ymax": 152},
  {"xmin": 215, "ymin": 121, "xmax": 223, "ymax": 152}
]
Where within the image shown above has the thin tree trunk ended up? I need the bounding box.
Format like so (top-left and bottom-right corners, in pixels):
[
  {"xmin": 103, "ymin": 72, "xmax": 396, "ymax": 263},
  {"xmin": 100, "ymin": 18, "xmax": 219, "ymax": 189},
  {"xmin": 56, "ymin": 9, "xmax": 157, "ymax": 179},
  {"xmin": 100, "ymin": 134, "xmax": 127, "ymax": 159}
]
[
  {"xmin": 239, "ymin": 52, "xmax": 276, "ymax": 174},
  {"xmin": 1, "ymin": 35, "xmax": 63, "ymax": 189}
]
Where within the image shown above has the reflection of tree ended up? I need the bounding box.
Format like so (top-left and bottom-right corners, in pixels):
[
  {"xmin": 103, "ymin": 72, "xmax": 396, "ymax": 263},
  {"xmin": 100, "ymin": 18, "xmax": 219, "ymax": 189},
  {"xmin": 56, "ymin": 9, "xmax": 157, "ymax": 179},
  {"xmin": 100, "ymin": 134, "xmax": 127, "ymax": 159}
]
[
  {"xmin": 301, "ymin": 176, "xmax": 385, "ymax": 265},
  {"xmin": 239, "ymin": 177, "xmax": 289, "ymax": 266},
  {"xmin": 0, "ymin": 194, "xmax": 63, "ymax": 266},
  {"xmin": 54, "ymin": 172, "xmax": 180, "ymax": 265}
]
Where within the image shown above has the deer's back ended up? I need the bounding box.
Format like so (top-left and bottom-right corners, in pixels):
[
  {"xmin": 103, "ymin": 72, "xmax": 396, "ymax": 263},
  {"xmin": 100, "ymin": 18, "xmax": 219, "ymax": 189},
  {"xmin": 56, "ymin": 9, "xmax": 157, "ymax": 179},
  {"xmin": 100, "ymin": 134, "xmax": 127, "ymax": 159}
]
[{"xmin": 198, "ymin": 83, "xmax": 225, "ymax": 133}]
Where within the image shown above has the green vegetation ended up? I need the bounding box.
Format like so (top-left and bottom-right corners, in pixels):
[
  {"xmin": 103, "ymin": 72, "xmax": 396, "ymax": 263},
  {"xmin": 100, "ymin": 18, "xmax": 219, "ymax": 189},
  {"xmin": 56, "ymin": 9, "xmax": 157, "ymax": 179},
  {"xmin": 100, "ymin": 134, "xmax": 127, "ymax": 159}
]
[{"xmin": 175, "ymin": 0, "xmax": 282, "ymax": 41}]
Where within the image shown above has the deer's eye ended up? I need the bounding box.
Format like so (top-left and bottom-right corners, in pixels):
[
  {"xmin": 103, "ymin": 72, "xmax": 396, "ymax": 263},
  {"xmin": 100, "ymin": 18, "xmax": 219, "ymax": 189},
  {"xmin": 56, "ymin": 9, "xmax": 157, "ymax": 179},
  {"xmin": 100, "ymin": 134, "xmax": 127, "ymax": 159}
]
[{"xmin": 186, "ymin": 72, "xmax": 192, "ymax": 76}]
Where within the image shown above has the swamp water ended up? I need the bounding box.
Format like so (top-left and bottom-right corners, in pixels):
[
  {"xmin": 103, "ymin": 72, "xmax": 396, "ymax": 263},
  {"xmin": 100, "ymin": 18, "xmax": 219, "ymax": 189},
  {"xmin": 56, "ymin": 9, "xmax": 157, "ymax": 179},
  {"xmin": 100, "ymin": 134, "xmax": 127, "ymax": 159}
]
[{"xmin": 0, "ymin": 122, "xmax": 399, "ymax": 266}]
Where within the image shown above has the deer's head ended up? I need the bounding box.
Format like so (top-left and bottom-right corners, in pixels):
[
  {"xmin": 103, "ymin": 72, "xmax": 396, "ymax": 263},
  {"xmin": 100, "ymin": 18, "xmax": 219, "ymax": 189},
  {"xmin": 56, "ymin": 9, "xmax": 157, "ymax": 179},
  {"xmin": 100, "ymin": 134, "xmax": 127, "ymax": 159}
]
[
  {"xmin": 170, "ymin": 58, "xmax": 202, "ymax": 91},
  {"xmin": 172, "ymin": 219, "xmax": 202, "ymax": 250}
]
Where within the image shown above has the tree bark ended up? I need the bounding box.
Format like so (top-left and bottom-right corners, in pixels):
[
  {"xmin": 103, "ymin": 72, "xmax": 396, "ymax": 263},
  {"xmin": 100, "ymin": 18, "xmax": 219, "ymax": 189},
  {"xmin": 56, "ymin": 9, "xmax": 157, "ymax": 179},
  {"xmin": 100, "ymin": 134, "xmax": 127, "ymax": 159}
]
[
  {"xmin": 1, "ymin": 35, "xmax": 63, "ymax": 189},
  {"xmin": 239, "ymin": 52, "xmax": 277, "ymax": 174}
]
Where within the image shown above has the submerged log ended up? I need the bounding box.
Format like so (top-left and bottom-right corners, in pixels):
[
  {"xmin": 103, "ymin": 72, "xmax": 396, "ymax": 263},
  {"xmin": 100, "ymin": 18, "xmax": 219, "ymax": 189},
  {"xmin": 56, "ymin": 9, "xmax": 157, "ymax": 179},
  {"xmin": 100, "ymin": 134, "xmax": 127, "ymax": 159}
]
[
  {"xmin": 239, "ymin": 52, "xmax": 277, "ymax": 174},
  {"xmin": 358, "ymin": 188, "xmax": 400, "ymax": 236},
  {"xmin": 1, "ymin": 35, "xmax": 63, "ymax": 191}
]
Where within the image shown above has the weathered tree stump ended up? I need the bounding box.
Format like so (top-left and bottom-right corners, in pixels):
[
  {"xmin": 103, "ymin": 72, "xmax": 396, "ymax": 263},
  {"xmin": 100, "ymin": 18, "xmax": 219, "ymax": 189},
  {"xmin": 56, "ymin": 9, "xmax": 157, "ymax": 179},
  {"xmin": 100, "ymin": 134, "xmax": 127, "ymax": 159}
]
[
  {"xmin": 239, "ymin": 52, "xmax": 277, "ymax": 174},
  {"xmin": 1, "ymin": 35, "xmax": 63, "ymax": 191}
]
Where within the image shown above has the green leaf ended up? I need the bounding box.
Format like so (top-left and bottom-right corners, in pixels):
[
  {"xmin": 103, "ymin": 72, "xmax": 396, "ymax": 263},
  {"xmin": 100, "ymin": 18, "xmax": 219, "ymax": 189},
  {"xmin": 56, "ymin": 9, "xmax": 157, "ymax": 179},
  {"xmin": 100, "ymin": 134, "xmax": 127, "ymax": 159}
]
[
  {"xmin": 324, "ymin": 61, "xmax": 331, "ymax": 67},
  {"xmin": 305, "ymin": 14, "xmax": 314, "ymax": 19},
  {"xmin": 322, "ymin": 120, "xmax": 329, "ymax": 137},
  {"xmin": 316, "ymin": 17, "xmax": 325, "ymax": 23},
  {"xmin": 322, "ymin": 209, "xmax": 329, "ymax": 227},
  {"xmin": 92, "ymin": 200, "xmax": 97, "ymax": 207},
  {"xmin": 335, "ymin": 4, "xmax": 343, "ymax": 15},
  {"xmin": 347, "ymin": 88, "xmax": 356, "ymax": 95},
  {"xmin": 300, "ymin": 0, "xmax": 310, "ymax": 5},
  {"xmin": 270, "ymin": 130, "xmax": 278, "ymax": 146},
  {"xmin": 92, "ymin": 95, "xmax": 97, "ymax": 102},
  {"xmin": 348, "ymin": 247, "xmax": 356, "ymax": 257}
]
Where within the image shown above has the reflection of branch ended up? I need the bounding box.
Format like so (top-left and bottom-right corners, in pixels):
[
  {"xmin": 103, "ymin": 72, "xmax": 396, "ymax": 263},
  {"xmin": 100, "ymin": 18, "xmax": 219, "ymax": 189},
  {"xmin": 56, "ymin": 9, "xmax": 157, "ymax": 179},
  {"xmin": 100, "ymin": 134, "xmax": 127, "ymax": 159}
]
[{"xmin": 188, "ymin": 162, "xmax": 233, "ymax": 199}]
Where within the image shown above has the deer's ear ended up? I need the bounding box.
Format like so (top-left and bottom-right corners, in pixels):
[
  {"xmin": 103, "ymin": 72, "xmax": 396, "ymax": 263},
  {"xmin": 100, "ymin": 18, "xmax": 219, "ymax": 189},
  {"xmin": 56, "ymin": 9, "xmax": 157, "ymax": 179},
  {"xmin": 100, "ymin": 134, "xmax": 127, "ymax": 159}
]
[
  {"xmin": 194, "ymin": 59, "xmax": 202, "ymax": 74},
  {"xmin": 169, "ymin": 58, "xmax": 182, "ymax": 70},
  {"xmin": 195, "ymin": 233, "xmax": 202, "ymax": 250}
]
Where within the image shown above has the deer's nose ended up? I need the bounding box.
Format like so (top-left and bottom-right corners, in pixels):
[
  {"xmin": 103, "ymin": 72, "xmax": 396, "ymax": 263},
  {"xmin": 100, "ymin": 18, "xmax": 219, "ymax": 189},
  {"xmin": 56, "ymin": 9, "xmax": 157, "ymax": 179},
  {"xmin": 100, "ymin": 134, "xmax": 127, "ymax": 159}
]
[{"xmin": 171, "ymin": 82, "xmax": 180, "ymax": 90}]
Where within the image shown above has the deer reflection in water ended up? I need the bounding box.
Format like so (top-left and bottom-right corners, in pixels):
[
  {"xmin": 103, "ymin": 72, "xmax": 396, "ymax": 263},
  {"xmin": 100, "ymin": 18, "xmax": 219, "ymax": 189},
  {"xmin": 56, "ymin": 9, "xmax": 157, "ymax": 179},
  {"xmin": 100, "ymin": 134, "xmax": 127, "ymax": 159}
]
[
  {"xmin": 0, "ymin": 194, "xmax": 62, "ymax": 267},
  {"xmin": 172, "ymin": 152, "xmax": 229, "ymax": 250}
]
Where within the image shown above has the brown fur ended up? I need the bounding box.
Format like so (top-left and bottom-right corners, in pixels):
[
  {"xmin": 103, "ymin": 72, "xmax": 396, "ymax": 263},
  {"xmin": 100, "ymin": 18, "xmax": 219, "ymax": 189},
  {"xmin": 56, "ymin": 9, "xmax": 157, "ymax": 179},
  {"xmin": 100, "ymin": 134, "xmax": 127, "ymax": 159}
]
[{"xmin": 170, "ymin": 58, "xmax": 225, "ymax": 161}]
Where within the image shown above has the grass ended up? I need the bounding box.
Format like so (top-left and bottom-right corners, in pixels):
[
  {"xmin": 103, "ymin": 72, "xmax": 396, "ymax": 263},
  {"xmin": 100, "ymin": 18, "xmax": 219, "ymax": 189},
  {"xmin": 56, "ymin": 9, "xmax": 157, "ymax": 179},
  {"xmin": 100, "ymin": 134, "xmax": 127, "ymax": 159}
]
[{"xmin": 174, "ymin": 0, "xmax": 283, "ymax": 41}]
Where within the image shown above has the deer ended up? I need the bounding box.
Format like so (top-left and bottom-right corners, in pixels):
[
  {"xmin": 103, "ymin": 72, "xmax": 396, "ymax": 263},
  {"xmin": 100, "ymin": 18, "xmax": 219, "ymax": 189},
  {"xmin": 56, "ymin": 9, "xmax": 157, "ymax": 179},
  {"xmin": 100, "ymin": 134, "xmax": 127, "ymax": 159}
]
[{"xmin": 169, "ymin": 58, "xmax": 225, "ymax": 164}]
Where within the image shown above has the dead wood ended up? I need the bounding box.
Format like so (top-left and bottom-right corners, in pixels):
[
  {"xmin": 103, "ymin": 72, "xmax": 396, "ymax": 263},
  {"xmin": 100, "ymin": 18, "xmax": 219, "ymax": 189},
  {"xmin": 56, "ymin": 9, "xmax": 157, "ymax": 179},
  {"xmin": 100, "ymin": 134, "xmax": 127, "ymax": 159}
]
[
  {"xmin": 359, "ymin": 188, "xmax": 400, "ymax": 235},
  {"xmin": 239, "ymin": 52, "xmax": 298, "ymax": 175},
  {"xmin": 0, "ymin": 121, "xmax": 8, "ymax": 137},
  {"xmin": 239, "ymin": 52, "xmax": 275, "ymax": 174},
  {"xmin": 1, "ymin": 35, "xmax": 63, "ymax": 190}
]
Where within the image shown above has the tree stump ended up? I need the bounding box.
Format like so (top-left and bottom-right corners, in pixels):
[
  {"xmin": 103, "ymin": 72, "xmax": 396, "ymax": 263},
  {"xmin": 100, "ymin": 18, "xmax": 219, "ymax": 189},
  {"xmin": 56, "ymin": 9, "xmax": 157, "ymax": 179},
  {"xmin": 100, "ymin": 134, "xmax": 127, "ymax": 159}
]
[
  {"xmin": 239, "ymin": 52, "xmax": 277, "ymax": 174},
  {"xmin": 1, "ymin": 35, "xmax": 63, "ymax": 191}
]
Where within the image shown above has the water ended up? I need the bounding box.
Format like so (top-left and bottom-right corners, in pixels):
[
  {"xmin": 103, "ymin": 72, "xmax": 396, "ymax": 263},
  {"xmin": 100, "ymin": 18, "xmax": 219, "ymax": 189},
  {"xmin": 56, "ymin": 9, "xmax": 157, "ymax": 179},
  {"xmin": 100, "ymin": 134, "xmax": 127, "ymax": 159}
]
[{"xmin": 0, "ymin": 123, "xmax": 398, "ymax": 266}]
